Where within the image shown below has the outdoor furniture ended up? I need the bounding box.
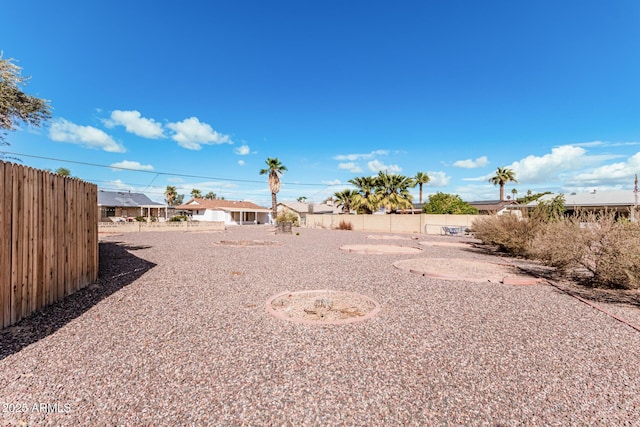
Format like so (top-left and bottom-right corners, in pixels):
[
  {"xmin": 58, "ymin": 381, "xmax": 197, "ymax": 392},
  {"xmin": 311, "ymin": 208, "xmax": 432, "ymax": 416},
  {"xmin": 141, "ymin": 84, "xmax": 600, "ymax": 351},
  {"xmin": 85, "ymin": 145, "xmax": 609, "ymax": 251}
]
[{"xmin": 442, "ymin": 226, "xmax": 465, "ymax": 236}]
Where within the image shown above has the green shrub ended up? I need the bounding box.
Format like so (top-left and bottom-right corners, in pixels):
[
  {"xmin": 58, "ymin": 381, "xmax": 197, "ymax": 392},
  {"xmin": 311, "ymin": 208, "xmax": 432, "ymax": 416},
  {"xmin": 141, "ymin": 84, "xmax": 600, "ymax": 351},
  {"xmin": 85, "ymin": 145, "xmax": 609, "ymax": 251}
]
[
  {"xmin": 276, "ymin": 209, "xmax": 299, "ymax": 226},
  {"xmin": 169, "ymin": 215, "xmax": 188, "ymax": 222}
]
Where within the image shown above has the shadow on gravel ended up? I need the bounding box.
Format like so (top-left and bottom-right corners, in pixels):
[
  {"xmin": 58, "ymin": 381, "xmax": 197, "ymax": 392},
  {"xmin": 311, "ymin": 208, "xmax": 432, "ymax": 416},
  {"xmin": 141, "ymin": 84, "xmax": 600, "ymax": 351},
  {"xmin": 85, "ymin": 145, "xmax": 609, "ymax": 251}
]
[
  {"xmin": 0, "ymin": 241, "xmax": 156, "ymax": 360},
  {"xmin": 469, "ymin": 243, "xmax": 640, "ymax": 309}
]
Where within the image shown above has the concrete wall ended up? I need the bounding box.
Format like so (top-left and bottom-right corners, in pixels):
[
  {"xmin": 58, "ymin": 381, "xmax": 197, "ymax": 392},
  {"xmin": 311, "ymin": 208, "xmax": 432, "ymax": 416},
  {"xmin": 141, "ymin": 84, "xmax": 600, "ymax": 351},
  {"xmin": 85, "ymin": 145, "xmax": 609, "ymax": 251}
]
[
  {"xmin": 304, "ymin": 213, "xmax": 478, "ymax": 235},
  {"xmin": 98, "ymin": 221, "xmax": 225, "ymax": 233}
]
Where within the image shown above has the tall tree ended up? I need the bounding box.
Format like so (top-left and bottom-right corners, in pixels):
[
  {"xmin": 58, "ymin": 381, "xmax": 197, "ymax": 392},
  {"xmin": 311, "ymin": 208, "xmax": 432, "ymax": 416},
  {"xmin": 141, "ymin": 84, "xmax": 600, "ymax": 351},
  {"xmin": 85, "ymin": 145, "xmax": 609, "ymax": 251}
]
[
  {"xmin": 489, "ymin": 167, "xmax": 518, "ymax": 201},
  {"xmin": 164, "ymin": 186, "xmax": 178, "ymax": 206},
  {"xmin": 375, "ymin": 171, "xmax": 414, "ymax": 213},
  {"xmin": 259, "ymin": 157, "xmax": 287, "ymax": 222},
  {"xmin": 204, "ymin": 191, "xmax": 217, "ymax": 200},
  {"xmin": 423, "ymin": 192, "xmax": 478, "ymax": 214},
  {"xmin": 333, "ymin": 189, "xmax": 359, "ymax": 213},
  {"xmin": 0, "ymin": 54, "xmax": 51, "ymax": 147},
  {"xmin": 190, "ymin": 188, "xmax": 203, "ymax": 199},
  {"xmin": 414, "ymin": 171, "xmax": 430, "ymax": 204},
  {"xmin": 297, "ymin": 196, "xmax": 307, "ymax": 203},
  {"xmin": 511, "ymin": 188, "xmax": 518, "ymax": 199},
  {"xmin": 348, "ymin": 176, "xmax": 379, "ymax": 214}
]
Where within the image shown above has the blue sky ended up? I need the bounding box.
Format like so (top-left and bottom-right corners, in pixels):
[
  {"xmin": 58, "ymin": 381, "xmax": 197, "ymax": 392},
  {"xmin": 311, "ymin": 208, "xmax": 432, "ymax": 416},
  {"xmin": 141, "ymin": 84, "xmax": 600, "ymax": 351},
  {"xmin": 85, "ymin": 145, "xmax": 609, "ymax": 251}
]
[{"xmin": 2, "ymin": 1, "xmax": 640, "ymax": 206}]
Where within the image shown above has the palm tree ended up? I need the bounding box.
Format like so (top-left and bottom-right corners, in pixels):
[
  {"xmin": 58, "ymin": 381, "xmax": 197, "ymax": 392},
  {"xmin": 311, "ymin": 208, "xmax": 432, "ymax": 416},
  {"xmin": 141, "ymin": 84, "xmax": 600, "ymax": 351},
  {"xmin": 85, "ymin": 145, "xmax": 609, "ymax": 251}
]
[
  {"xmin": 348, "ymin": 176, "xmax": 379, "ymax": 214},
  {"xmin": 204, "ymin": 191, "xmax": 217, "ymax": 200},
  {"xmin": 164, "ymin": 186, "xmax": 178, "ymax": 206},
  {"xmin": 489, "ymin": 167, "xmax": 518, "ymax": 201},
  {"xmin": 414, "ymin": 171, "xmax": 430, "ymax": 204},
  {"xmin": 55, "ymin": 167, "xmax": 71, "ymax": 177},
  {"xmin": 259, "ymin": 157, "xmax": 288, "ymax": 222},
  {"xmin": 191, "ymin": 188, "xmax": 203, "ymax": 199},
  {"xmin": 511, "ymin": 188, "xmax": 518, "ymax": 200},
  {"xmin": 297, "ymin": 196, "xmax": 307, "ymax": 203},
  {"xmin": 375, "ymin": 171, "xmax": 414, "ymax": 213},
  {"xmin": 333, "ymin": 189, "xmax": 358, "ymax": 213}
]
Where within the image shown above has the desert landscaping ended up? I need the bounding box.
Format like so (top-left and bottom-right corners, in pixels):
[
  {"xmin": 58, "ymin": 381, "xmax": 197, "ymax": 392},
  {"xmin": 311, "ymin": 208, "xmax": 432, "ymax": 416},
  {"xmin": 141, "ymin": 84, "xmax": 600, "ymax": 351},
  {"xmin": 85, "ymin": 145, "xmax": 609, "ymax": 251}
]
[{"xmin": 1, "ymin": 225, "xmax": 639, "ymax": 425}]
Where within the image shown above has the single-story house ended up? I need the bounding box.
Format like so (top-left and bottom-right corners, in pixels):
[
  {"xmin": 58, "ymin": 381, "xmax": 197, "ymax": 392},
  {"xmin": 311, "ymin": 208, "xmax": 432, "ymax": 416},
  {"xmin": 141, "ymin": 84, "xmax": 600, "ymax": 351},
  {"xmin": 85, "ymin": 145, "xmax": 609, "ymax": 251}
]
[
  {"xmin": 176, "ymin": 198, "xmax": 271, "ymax": 225},
  {"xmin": 98, "ymin": 190, "xmax": 167, "ymax": 222},
  {"xmin": 277, "ymin": 201, "xmax": 343, "ymax": 225},
  {"xmin": 523, "ymin": 190, "xmax": 639, "ymax": 218},
  {"xmin": 468, "ymin": 199, "xmax": 520, "ymax": 215}
]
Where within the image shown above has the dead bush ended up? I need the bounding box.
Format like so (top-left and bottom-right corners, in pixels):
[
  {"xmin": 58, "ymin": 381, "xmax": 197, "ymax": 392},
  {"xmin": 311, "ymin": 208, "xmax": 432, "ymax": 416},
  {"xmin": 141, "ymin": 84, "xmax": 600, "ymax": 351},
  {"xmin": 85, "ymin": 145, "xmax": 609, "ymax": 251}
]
[
  {"xmin": 472, "ymin": 214, "xmax": 542, "ymax": 256},
  {"xmin": 591, "ymin": 220, "xmax": 640, "ymax": 289},
  {"xmin": 338, "ymin": 219, "xmax": 353, "ymax": 230},
  {"xmin": 528, "ymin": 216, "xmax": 585, "ymax": 271},
  {"xmin": 481, "ymin": 209, "xmax": 640, "ymax": 289}
]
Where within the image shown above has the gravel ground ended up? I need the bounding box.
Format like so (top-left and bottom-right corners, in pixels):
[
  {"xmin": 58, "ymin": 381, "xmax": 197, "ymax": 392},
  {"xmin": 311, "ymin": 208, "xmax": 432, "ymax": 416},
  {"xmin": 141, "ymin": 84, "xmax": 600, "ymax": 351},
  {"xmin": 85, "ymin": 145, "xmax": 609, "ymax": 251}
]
[{"xmin": 1, "ymin": 225, "xmax": 640, "ymax": 426}]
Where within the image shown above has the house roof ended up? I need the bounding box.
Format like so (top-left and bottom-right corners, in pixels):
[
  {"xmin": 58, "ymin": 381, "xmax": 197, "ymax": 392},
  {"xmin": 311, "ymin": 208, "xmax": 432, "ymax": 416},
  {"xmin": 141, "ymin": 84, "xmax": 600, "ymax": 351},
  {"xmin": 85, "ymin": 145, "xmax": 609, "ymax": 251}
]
[
  {"xmin": 527, "ymin": 190, "xmax": 638, "ymax": 208},
  {"xmin": 468, "ymin": 199, "xmax": 518, "ymax": 212},
  {"xmin": 98, "ymin": 190, "xmax": 165, "ymax": 207},
  {"xmin": 176, "ymin": 198, "xmax": 270, "ymax": 212},
  {"xmin": 278, "ymin": 201, "xmax": 341, "ymax": 214}
]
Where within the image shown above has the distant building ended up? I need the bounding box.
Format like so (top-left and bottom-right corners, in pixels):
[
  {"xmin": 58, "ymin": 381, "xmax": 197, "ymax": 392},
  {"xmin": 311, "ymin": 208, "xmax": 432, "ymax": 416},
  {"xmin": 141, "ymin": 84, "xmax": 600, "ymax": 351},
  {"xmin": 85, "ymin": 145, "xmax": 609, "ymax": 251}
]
[
  {"xmin": 468, "ymin": 199, "xmax": 519, "ymax": 215},
  {"xmin": 277, "ymin": 201, "xmax": 343, "ymax": 225},
  {"xmin": 176, "ymin": 198, "xmax": 270, "ymax": 225},
  {"xmin": 524, "ymin": 190, "xmax": 638, "ymax": 218},
  {"xmin": 98, "ymin": 190, "xmax": 166, "ymax": 221}
]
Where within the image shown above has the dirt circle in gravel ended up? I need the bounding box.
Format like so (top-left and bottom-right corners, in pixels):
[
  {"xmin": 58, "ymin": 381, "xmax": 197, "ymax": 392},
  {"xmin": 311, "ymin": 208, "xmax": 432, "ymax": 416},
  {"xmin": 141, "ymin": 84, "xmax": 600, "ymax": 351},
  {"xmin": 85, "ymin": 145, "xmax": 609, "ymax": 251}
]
[
  {"xmin": 394, "ymin": 257, "xmax": 538, "ymax": 283},
  {"xmin": 215, "ymin": 240, "xmax": 280, "ymax": 247},
  {"xmin": 365, "ymin": 234, "xmax": 419, "ymax": 241},
  {"xmin": 340, "ymin": 244, "xmax": 422, "ymax": 254},
  {"xmin": 418, "ymin": 240, "xmax": 474, "ymax": 249},
  {"xmin": 266, "ymin": 290, "xmax": 381, "ymax": 325}
]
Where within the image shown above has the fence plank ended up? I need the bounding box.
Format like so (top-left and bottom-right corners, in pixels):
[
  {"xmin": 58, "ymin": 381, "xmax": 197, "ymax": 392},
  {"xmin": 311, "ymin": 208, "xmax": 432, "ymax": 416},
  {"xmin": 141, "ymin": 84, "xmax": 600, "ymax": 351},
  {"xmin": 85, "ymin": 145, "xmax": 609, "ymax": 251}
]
[
  {"xmin": 21, "ymin": 166, "xmax": 31, "ymax": 319},
  {"xmin": 0, "ymin": 162, "xmax": 10, "ymax": 328},
  {"xmin": 11, "ymin": 164, "xmax": 21, "ymax": 324}
]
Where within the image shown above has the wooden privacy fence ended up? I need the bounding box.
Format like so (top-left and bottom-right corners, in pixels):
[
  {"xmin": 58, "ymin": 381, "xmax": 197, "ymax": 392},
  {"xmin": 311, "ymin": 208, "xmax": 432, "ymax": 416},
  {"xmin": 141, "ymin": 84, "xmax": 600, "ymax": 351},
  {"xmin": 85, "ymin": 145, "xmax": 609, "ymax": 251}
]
[{"xmin": 0, "ymin": 161, "xmax": 98, "ymax": 329}]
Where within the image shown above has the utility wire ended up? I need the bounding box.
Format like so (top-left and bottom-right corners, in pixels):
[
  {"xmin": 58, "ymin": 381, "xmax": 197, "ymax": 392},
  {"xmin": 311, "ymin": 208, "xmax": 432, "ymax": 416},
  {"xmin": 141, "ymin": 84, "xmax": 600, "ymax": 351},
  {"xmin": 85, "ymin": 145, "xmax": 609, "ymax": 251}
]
[{"xmin": 0, "ymin": 151, "xmax": 329, "ymax": 187}]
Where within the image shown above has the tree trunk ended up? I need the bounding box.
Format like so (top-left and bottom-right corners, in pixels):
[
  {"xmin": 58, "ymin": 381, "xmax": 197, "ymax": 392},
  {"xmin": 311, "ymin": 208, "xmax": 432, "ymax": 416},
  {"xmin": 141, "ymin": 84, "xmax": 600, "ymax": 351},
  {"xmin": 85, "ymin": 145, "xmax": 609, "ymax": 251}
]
[
  {"xmin": 499, "ymin": 184, "xmax": 505, "ymax": 201},
  {"xmin": 419, "ymin": 184, "xmax": 423, "ymax": 204},
  {"xmin": 271, "ymin": 192, "xmax": 277, "ymax": 223}
]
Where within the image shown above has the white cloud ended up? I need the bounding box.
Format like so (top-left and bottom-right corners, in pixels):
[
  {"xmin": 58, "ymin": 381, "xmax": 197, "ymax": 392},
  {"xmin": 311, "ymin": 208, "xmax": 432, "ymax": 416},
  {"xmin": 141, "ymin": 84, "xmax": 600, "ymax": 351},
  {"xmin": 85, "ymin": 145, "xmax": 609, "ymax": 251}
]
[
  {"xmin": 49, "ymin": 119, "xmax": 125, "ymax": 153},
  {"xmin": 453, "ymin": 156, "xmax": 489, "ymax": 169},
  {"xmin": 322, "ymin": 179, "xmax": 342, "ymax": 186},
  {"xmin": 238, "ymin": 160, "xmax": 246, "ymax": 166},
  {"xmin": 234, "ymin": 144, "xmax": 250, "ymax": 155},
  {"xmin": 509, "ymin": 145, "xmax": 588, "ymax": 183},
  {"xmin": 425, "ymin": 171, "xmax": 450, "ymax": 186},
  {"xmin": 105, "ymin": 110, "xmax": 164, "ymax": 139},
  {"xmin": 166, "ymin": 177, "xmax": 185, "ymax": 183},
  {"xmin": 338, "ymin": 162, "xmax": 363, "ymax": 173},
  {"xmin": 334, "ymin": 150, "xmax": 389, "ymax": 161},
  {"xmin": 574, "ymin": 140, "xmax": 640, "ymax": 148},
  {"xmin": 103, "ymin": 179, "xmax": 135, "ymax": 191},
  {"xmin": 110, "ymin": 160, "xmax": 154, "ymax": 171},
  {"xmin": 166, "ymin": 117, "xmax": 232, "ymax": 150},
  {"xmin": 568, "ymin": 152, "xmax": 640, "ymax": 186},
  {"xmin": 367, "ymin": 159, "xmax": 402, "ymax": 173},
  {"xmin": 465, "ymin": 144, "xmax": 616, "ymax": 183}
]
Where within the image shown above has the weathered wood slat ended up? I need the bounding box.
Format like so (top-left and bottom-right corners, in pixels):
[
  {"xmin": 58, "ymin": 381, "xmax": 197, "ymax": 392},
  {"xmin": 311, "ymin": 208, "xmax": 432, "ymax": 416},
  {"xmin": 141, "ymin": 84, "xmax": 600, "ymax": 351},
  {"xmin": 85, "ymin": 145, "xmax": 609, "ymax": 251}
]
[{"xmin": 0, "ymin": 162, "xmax": 10, "ymax": 328}]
